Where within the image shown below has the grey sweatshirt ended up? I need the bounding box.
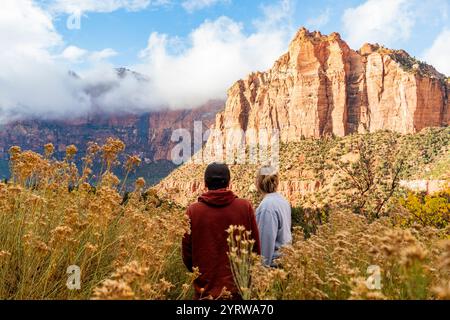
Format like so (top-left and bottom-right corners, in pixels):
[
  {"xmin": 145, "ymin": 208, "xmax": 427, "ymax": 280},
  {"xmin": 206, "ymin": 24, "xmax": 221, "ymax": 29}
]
[{"xmin": 255, "ymin": 192, "xmax": 292, "ymax": 267}]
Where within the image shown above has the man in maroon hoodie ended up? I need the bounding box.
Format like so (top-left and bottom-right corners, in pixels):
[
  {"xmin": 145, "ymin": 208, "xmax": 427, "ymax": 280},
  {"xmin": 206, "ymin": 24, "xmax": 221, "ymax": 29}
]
[{"xmin": 182, "ymin": 162, "xmax": 261, "ymax": 300}]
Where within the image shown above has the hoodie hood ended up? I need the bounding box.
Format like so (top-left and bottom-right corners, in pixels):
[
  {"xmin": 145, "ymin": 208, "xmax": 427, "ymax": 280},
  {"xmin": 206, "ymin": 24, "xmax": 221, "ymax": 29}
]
[{"xmin": 198, "ymin": 189, "xmax": 237, "ymax": 207}]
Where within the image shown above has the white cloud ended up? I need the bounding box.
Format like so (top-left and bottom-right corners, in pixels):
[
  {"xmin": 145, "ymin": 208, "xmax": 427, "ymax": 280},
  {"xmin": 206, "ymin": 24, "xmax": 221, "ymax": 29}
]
[
  {"xmin": 89, "ymin": 48, "xmax": 118, "ymax": 62},
  {"xmin": 306, "ymin": 8, "xmax": 331, "ymax": 29},
  {"xmin": 135, "ymin": 0, "xmax": 294, "ymax": 108},
  {"xmin": 0, "ymin": 0, "xmax": 62, "ymax": 59},
  {"xmin": 61, "ymin": 46, "xmax": 118, "ymax": 63},
  {"xmin": 0, "ymin": 0, "xmax": 296, "ymax": 122},
  {"xmin": 61, "ymin": 45, "xmax": 88, "ymax": 62},
  {"xmin": 80, "ymin": 64, "xmax": 153, "ymax": 112},
  {"xmin": 342, "ymin": 0, "xmax": 416, "ymax": 49},
  {"xmin": 423, "ymin": 29, "xmax": 450, "ymax": 76},
  {"xmin": 182, "ymin": 0, "xmax": 229, "ymax": 13},
  {"xmin": 0, "ymin": 0, "xmax": 92, "ymax": 122},
  {"xmin": 0, "ymin": 0, "xmax": 169, "ymax": 123},
  {"xmin": 49, "ymin": 0, "xmax": 169, "ymax": 14},
  {"xmin": 254, "ymin": 0, "xmax": 294, "ymax": 33}
]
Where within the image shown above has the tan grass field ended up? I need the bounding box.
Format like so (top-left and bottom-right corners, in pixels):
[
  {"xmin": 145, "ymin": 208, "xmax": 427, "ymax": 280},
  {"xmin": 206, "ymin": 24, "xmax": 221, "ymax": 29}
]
[{"xmin": 0, "ymin": 132, "xmax": 449, "ymax": 300}]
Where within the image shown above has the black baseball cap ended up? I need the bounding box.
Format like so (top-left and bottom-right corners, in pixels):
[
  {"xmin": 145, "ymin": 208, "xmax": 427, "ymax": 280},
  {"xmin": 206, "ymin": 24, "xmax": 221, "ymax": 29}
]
[{"xmin": 204, "ymin": 162, "xmax": 231, "ymax": 190}]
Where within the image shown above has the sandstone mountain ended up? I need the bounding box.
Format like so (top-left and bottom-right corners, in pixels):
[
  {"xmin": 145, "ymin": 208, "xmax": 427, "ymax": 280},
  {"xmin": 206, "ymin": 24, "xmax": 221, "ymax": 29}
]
[
  {"xmin": 0, "ymin": 66, "xmax": 224, "ymax": 181},
  {"xmin": 208, "ymin": 28, "xmax": 448, "ymax": 147},
  {"xmin": 157, "ymin": 28, "xmax": 449, "ymax": 206}
]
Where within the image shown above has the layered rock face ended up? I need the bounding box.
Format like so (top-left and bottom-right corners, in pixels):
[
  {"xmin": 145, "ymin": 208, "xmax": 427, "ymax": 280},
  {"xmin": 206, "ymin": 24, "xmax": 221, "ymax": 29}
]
[
  {"xmin": 156, "ymin": 174, "xmax": 321, "ymax": 207},
  {"xmin": 158, "ymin": 28, "xmax": 449, "ymax": 205},
  {"xmin": 0, "ymin": 66, "xmax": 224, "ymax": 170},
  {"xmin": 207, "ymin": 28, "xmax": 449, "ymax": 150},
  {"xmin": 0, "ymin": 101, "xmax": 223, "ymax": 163}
]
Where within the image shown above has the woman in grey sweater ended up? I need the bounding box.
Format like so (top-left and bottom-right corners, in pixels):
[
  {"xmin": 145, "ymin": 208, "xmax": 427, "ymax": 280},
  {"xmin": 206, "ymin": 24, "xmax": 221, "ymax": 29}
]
[{"xmin": 255, "ymin": 166, "xmax": 292, "ymax": 267}]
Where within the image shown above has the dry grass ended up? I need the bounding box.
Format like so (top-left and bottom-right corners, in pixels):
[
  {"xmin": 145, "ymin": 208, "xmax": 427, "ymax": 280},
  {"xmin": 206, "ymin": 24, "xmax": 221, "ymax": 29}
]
[
  {"xmin": 0, "ymin": 132, "xmax": 449, "ymax": 300},
  {"xmin": 0, "ymin": 138, "xmax": 194, "ymax": 300},
  {"xmin": 228, "ymin": 211, "xmax": 450, "ymax": 300}
]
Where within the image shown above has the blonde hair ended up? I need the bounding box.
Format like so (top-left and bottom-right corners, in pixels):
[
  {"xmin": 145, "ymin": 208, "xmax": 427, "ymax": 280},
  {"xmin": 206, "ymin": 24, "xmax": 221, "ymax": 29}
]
[{"xmin": 256, "ymin": 166, "xmax": 279, "ymax": 194}]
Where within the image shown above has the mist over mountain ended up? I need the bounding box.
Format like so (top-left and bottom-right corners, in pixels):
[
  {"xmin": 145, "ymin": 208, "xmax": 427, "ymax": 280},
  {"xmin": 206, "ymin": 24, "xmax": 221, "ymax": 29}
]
[
  {"xmin": 0, "ymin": 96, "xmax": 224, "ymax": 184},
  {"xmin": 0, "ymin": 0, "xmax": 296, "ymax": 123}
]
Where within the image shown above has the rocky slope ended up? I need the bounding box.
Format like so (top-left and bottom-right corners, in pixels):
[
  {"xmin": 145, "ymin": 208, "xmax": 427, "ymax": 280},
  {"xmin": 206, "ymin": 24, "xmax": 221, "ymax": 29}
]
[
  {"xmin": 205, "ymin": 28, "xmax": 448, "ymax": 153},
  {"xmin": 157, "ymin": 127, "xmax": 449, "ymax": 207}
]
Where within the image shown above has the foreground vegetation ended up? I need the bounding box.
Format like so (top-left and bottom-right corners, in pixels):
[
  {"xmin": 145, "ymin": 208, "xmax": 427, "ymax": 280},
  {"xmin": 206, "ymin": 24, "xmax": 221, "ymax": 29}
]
[
  {"xmin": 0, "ymin": 139, "xmax": 194, "ymax": 299},
  {"xmin": 0, "ymin": 129, "xmax": 449, "ymax": 299}
]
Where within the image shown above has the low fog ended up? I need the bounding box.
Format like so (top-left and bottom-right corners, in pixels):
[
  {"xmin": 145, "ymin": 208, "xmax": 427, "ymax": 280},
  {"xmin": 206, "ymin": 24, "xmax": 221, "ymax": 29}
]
[{"xmin": 0, "ymin": 0, "xmax": 294, "ymax": 124}]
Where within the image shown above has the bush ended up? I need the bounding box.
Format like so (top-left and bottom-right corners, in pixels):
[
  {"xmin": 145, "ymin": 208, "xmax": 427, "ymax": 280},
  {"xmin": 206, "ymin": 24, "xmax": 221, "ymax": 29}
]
[
  {"xmin": 0, "ymin": 139, "xmax": 194, "ymax": 299},
  {"xmin": 397, "ymin": 188, "xmax": 450, "ymax": 229},
  {"xmin": 256, "ymin": 211, "xmax": 448, "ymax": 300},
  {"xmin": 291, "ymin": 206, "xmax": 330, "ymax": 239}
]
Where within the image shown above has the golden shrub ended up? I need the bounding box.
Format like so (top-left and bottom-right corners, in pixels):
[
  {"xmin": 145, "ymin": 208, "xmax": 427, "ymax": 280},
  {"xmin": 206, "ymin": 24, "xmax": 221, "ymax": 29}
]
[{"xmin": 0, "ymin": 139, "xmax": 191, "ymax": 300}]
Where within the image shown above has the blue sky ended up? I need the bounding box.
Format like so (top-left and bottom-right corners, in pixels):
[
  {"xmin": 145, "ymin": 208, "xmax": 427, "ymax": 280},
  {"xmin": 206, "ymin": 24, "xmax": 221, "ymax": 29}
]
[
  {"xmin": 0, "ymin": 0, "xmax": 449, "ymax": 121},
  {"xmin": 41, "ymin": 0, "xmax": 449, "ymax": 68}
]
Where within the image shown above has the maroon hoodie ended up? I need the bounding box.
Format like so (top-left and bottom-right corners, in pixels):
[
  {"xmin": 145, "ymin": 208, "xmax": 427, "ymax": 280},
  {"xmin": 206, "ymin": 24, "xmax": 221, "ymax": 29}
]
[{"xmin": 182, "ymin": 189, "xmax": 261, "ymax": 300}]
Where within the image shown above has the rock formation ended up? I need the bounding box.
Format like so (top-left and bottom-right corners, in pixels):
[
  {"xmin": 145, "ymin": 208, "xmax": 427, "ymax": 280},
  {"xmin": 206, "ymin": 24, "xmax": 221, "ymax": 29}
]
[
  {"xmin": 157, "ymin": 28, "xmax": 450, "ymax": 206},
  {"xmin": 0, "ymin": 101, "xmax": 223, "ymax": 165},
  {"xmin": 206, "ymin": 28, "xmax": 449, "ymax": 152}
]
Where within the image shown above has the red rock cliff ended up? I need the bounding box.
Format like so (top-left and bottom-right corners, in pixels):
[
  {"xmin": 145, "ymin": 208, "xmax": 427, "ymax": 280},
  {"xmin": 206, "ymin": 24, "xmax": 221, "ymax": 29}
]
[
  {"xmin": 208, "ymin": 28, "xmax": 449, "ymax": 147},
  {"xmin": 0, "ymin": 101, "xmax": 223, "ymax": 162}
]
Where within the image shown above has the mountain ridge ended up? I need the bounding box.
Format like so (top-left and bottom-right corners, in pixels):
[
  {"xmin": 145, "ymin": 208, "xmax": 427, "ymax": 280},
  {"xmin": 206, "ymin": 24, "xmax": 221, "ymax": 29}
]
[
  {"xmin": 0, "ymin": 100, "xmax": 224, "ymax": 184},
  {"xmin": 205, "ymin": 28, "xmax": 449, "ymax": 153},
  {"xmin": 157, "ymin": 28, "xmax": 450, "ymax": 206}
]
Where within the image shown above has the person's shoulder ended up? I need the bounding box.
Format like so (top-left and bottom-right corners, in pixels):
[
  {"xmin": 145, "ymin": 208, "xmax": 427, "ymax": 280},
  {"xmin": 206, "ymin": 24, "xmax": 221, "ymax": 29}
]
[
  {"xmin": 273, "ymin": 192, "xmax": 290, "ymax": 204},
  {"xmin": 233, "ymin": 197, "xmax": 252, "ymax": 208},
  {"xmin": 187, "ymin": 201, "xmax": 206, "ymax": 213},
  {"xmin": 232, "ymin": 198, "xmax": 255, "ymax": 215},
  {"xmin": 278, "ymin": 193, "xmax": 291, "ymax": 206},
  {"xmin": 259, "ymin": 193, "xmax": 289, "ymax": 211},
  {"xmin": 259, "ymin": 194, "xmax": 277, "ymax": 207},
  {"xmin": 257, "ymin": 198, "xmax": 276, "ymax": 213}
]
